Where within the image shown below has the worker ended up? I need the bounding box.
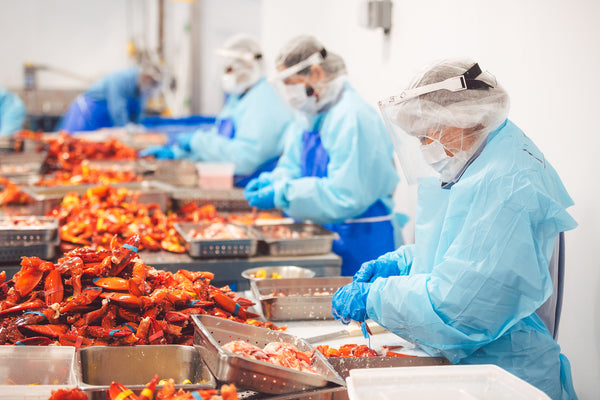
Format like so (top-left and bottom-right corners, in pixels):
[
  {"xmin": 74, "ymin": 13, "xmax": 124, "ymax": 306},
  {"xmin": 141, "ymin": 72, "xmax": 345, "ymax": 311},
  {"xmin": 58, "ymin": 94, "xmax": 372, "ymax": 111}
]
[
  {"xmin": 58, "ymin": 64, "xmax": 161, "ymax": 133},
  {"xmin": 331, "ymin": 59, "xmax": 578, "ymax": 400},
  {"xmin": 244, "ymin": 35, "xmax": 400, "ymax": 276},
  {"xmin": 0, "ymin": 86, "xmax": 26, "ymax": 136},
  {"xmin": 139, "ymin": 34, "xmax": 293, "ymax": 187}
]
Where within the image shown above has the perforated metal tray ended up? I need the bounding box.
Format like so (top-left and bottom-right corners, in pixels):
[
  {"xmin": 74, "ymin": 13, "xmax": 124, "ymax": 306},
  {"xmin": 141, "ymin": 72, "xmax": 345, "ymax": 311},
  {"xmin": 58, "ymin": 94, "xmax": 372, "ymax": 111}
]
[
  {"xmin": 0, "ymin": 216, "xmax": 58, "ymax": 245},
  {"xmin": 192, "ymin": 314, "xmax": 344, "ymax": 394},
  {"xmin": 257, "ymin": 223, "xmax": 339, "ymax": 256},
  {"xmin": 172, "ymin": 187, "xmax": 251, "ymax": 211},
  {"xmin": 251, "ymin": 277, "xmax": 352, "ymax": 321},
  {"xmin": 175, "ymin": 221, "xmax": 260, "ymax": 258}
]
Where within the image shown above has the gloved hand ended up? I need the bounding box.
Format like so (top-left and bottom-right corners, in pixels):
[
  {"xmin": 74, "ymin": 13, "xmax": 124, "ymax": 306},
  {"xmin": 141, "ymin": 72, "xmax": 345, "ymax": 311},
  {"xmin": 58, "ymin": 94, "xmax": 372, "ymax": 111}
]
[
  {"xmin": 353, "ymin": 249, "xmax": 407, "ymax": 283},
  {"xmin": 138, "ymin": 145, "xmax": 175, "ymax": 159},
  {"xmin": 244, "ymin": 176, "xmax": 273, "ymax": 196},
  {"xmin": 176, "ymin": 131, "xmax": 195, "ymax": 152},
  {"xmin": 245, "ymin": 185, "xmax": 275, "ymax": 209},
  {"xmin": 331, "ymin": 282, "xmax": 371, "ymax": 324}
]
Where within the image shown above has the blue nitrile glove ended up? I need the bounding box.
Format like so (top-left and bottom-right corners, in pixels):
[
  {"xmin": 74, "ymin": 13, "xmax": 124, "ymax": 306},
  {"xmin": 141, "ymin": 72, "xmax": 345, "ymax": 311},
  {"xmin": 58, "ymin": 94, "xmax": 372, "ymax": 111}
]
[
  {"xmin": 244, "ymin": 176, "xmax": 273, "ymax": 195},
  {"xmin": 138, "ymin": 145, "xmax": 175, "ymax": 159},
  {"xmin": 331, "ymin": 282, "xmax": 371, "ymax": 324},
  {"xmin": 353, "ymin": 249, "xmax": 410, "ymax": 283},
  {"xmin": 245, "ymin": 185, "xmax": 275, "ymax": 209},
  {"xmin": 176, "ymin": 131, "xmax": 195, "ymax": 152}
]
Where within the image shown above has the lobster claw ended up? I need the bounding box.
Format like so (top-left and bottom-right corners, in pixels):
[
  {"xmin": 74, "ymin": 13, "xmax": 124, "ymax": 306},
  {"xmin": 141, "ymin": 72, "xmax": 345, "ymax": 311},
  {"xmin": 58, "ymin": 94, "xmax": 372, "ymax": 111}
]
[
  {"xmin": 60, "ymin": 287, "xmax": 103, "ymax": 313},
  {"xmin": 164, "ymin": 310, "xmax": 189, "ymax": 323},
  {"xmin": 108, "ymin": 382, "xmax": 138, "ymax": 400},
  {"xmin": 100, "ymin": 292, "xmax": 142, "ymax": 308},
  {"xmin": 94, "ymin": 277, "xmax": 129, "ymax": 291},
  {"xmin": 13, "ymin": 257, "xmax": 46, "ymax": 297},
  {"xmin": 110, "ymin": 234, "xmax": 141, "ymax": 276},
  {"xmin": 138, "ymin": 374, "xmax": 159, "ymax": 400},
  {"xmin": 211, "ymin": 292, "xmax": 260, "ymax": 320},
  {"xmin": 22, "ymin": 324, "xmax": 68, "ymax": 338},
  {"xmin": 15, "ymin": 336, "xmax": 53, "ymax": 346},
  {"xmin": 45, "ymin": 269, "xmax": 64, "ymax": 305},
  {"xmin": 0, "ymin": 298, "xmax": 45, "ymax": 317}
]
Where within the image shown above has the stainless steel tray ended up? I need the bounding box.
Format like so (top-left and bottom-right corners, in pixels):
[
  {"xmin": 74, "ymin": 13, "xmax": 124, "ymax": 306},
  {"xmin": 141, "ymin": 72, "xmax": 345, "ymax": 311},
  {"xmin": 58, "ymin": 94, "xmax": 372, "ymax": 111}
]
[
  {"xmin": 257, "ymin": 223, "xmax": 339, "ymax": 256},
  {"xmin": 192, "ymin": 314, "xmax": 345, "ymax": 394},
  {"xmin": 325, "ymin": 355, "xmax": 451, "ymax": 380},
  {"xmin": 0, "ymin": 242, "xmax": 57, "ymax": 263},
  {"xmin": 175, "ymin": 221, "xmax": 260, "ymax": 258},
  {"xmin": 21, "ymin": 180, "xmax": 174, "ymax": 214},
  {"xmin": 172, "ymin": 187, "xmax": 251, "ymax": 211},
  {"xmin": 0, "ymin": 216, "xmax": 58, "ymax": 245},
  {"xmin": 251, "ymin": 277, "xmax": 352, "ymax": 321},
  {"xmin": 76, "ymin": 345, "xmax": 216, "ymax": 395}
]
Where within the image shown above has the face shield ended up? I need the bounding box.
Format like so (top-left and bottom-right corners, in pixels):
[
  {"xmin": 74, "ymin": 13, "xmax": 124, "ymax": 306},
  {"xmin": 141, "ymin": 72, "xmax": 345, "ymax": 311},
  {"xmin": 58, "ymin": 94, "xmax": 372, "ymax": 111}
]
[
  {"xmin": 215, "ymin": 48, "xmax": 263, "ymax": 95},
  {"xmin": 379, "ymin": 62, "xmax": 505, "ymax": 185}
]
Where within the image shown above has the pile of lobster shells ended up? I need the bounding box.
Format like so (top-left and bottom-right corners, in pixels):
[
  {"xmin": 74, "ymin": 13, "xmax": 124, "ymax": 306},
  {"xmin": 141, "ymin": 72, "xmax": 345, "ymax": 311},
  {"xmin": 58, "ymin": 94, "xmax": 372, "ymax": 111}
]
[{"xmin": 0, "ymin": 233, "xmax": 282, "ymax": 347}]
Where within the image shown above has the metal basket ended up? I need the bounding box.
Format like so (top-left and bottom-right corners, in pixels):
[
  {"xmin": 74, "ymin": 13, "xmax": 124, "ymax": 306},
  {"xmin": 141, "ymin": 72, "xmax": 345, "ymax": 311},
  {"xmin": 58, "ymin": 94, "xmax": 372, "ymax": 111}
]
[
  {"xmin": 191, "ymin": 314, "xmax": 344, "ymax": 394},
  {"xmin": 0, "ymin": 243, "xmax": 57, "ymax": 263},
  {"xmin": 0, "ymin": 216, "xmax": 58, "ymax": 245},
  {"xmin": 251, "ymin": 277, "xmax": 352, "ymax": 321},
  {"xmin": 175, "ymin": 222, "xmax": 260, "ymax": 258},
  {"xmin": 257, "ymin": 223, "xmax": 339, "ymax": 256},
  {"xmin": 171, "ymin": 188, "xmax": 251, "ymax": 211},
  {"xmin": 241, "ymin": 266, "xmax": 316, "ymax": 281}
]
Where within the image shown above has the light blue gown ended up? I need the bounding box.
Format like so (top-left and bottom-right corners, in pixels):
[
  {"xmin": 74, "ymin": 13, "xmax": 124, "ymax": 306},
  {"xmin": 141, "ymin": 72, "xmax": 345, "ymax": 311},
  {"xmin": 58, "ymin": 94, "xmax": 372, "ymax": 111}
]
[
  {"xmin": 261, "ymin": 82, "xmax": 400, "ymax": 275},
  {"xmin": 366, "ymin": 120, "xmax": 578, "ymax": 400},
  {"xmin": 59, "ymin": 67, "xmax": 143, "ymax": 132},
  {"xmin": 0, "ymin": 87, "xmax": 26, "ymax": 136},
  {"xmin": 176, "ymin": 78, "xmax": 293, "ymax": 186}
]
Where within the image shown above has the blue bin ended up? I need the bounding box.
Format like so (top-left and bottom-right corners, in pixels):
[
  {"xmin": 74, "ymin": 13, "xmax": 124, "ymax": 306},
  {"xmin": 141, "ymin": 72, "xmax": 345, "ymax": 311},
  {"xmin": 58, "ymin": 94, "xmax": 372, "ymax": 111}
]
[{"xmin": 141, "ymin": 115, "xmax": 217, "ymax": 145}]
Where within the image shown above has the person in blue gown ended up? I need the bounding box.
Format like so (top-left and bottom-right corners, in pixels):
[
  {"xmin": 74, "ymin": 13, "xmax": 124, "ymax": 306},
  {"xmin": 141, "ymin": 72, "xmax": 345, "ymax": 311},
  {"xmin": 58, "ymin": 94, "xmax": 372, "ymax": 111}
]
[
  {"xmin": 332, "ymin": 58, "xmax": 578, "ymax": 400},
  {"xmin": 139, "ymin": 34, "xmax": 293, "ymax": 187},
  {"xmin": 243, "ymin": 35, "xmax": 400, "ymax": 276},
  {"xmin": 58, "ymin": 65, "xmax": 161, "ymax": 133},
  {"xmin": 0, "ymin": 87, "xmax": 26, "ymax": 136}
]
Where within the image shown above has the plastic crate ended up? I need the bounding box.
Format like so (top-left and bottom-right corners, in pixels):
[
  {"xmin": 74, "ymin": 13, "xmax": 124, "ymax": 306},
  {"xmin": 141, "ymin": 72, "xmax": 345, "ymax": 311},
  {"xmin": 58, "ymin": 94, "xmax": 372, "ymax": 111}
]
[{"xmin": 346, "ymin": 365, "xmax": 551, "ymax": 400}]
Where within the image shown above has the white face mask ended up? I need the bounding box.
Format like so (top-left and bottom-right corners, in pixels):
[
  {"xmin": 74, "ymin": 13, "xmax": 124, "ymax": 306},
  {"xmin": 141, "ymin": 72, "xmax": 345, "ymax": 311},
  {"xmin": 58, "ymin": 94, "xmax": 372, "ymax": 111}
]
[
  {"xmin": 420, "ymin": 139, "xmax": 468, "ymax": 183},
  {"xmin": 221, "ymin": 73, "xmax": 250, "ymax": 95},
  {"xmin": 283, "ymin": 83, "xmax": 319, "ymax": 114}
]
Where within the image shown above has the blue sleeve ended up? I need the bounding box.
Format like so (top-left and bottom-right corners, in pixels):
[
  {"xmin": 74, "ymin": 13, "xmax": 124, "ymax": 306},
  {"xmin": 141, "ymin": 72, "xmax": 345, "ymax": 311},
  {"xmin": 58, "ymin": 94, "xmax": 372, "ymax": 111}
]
[
  {"xmin": 105, "ymin": 69, "xmax": 139, "ymax": 127},
  {"xmin": 260, "ymin": 123, "xmax": 303, "ymax": 183},
  {"xmin": 187, "ymin": 85, "xmax": 293, "ymax": 175},
  {"xmin": 0, "ymin": 90, "xmax": 26, "ymax": 135},
  {"xmin": 274, "ymin": 110, "xmax": 399, "ymax": 224},
  {"xmin": 366, "ymin": 176, "xmax": 563, "ymax": 362}
]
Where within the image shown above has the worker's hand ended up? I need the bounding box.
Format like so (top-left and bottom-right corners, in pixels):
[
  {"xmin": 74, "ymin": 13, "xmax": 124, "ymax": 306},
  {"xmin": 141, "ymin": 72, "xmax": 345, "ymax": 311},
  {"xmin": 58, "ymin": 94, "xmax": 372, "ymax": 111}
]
[
  {"xmin": 244, "ymin": 176, "xmax": 272, "ymax": 194},
  {"xmin": 353, "ymin": 252, "xmax": 402, "ymax": 283},
  {"xmin": 138, "ymin": 145, "xmax": 175, "ymax": 159},
  {"xmin": 176, "ymin": 131, "xmax": 195, "ymax": 152},
  {"xmin": 245, "ymin": 185, "xmax": 275, "ymax": 209},
  {"xmin": 331, "ymin": 282, "xmax": 371, "ymax": 324}
]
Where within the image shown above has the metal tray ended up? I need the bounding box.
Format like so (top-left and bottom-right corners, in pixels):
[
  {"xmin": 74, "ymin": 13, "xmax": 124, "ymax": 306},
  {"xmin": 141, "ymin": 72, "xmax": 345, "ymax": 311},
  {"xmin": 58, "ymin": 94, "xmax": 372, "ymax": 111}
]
[
  {"xmin": 172, "ymin": 187, "xmax": 251, "ymax": 211},
  {"xmin": 0, "ymin": 242, "xmax": 57, "ymax": 263},
  {"xmin": 257, "ymin": 223, "xmax": 339, "ymax": 256},
  {"xmin": 251, "ymin": 277, "xmax": 352, "ymax": 321},
  {"xmin": 192, "ymin": 314, "xmax": 345, "ymax": 394},
  {"xmin": 175, "ymin": 221, "xmax": 260, "ymax": 258},
  {"xmin": 325, "ymin": 356, "xmax": 450, "ymax": 380},
  {"xmin": 76, "ymin": 345, "xmax": 216, "ymax": 397},
  {"xmin": 0, "ymin": 216, "xmax": 58, "ymax": 245},
  {"xmin": 21, "ymin": 180, "xmax": 174, "ymax": 215}
]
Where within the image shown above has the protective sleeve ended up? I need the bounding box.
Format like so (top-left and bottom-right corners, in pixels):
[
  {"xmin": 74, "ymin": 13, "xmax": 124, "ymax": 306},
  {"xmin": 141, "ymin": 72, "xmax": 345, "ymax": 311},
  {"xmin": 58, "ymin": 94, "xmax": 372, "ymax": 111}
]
[
  {"xmin": 366, "ymin": 175, "xmax": 563, "ymax": 362},
  {"xmin": 0, "ymin": 90, "xmax": 26, "ymax": 135},
  {"xmin": 105, "ymin": 70, "xmax": 139, "ymax": 127},
  {"xmin": 274, "ymin": 110, "xmax": 398, "ymax": 224},
  {"xmin": 261, "ymin": 124, "xmax": 304, "ymax": 184}
]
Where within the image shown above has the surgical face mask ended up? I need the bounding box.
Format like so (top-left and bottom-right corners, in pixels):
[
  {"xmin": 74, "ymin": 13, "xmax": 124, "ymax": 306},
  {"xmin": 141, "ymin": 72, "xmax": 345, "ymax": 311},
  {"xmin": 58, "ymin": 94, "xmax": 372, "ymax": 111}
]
[
  {"xmin": 221, "ymin": 73, "xmax": 250, "ymax": 95},
  {"xmin": 420, "ymin": 139, "xmax": 468, "ymax": 183},
  {"xmin": 283, "ymin": 83, "xmax": 319, "ymax": 114}
]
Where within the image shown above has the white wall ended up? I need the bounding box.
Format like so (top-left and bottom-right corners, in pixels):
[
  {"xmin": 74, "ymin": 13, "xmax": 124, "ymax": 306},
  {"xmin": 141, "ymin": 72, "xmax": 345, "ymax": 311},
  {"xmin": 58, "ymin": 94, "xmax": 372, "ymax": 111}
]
[{"xmin": 261, "ymin": 0, "xmax": 600, "ymax": 398}]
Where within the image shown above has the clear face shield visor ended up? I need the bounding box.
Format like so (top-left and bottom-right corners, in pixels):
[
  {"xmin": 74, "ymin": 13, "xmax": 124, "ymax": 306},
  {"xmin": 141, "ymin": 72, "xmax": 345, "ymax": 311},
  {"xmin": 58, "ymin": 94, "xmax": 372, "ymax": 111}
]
[
  {"xmin": 269, "ymin": 50, "xmax": 326, "ymax": 101},
  {"xmin": 215, "ymin": 48, "xmax": 263, "ymax": 93},
  {"xmin": 378, "ymin": 63, "xmax": 493, "ymax": 185}
]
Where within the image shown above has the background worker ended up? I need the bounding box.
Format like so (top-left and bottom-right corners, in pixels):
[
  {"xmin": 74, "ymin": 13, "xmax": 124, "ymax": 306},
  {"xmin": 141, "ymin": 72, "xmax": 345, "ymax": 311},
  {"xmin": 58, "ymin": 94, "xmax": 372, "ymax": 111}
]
[
  {"xmin": 0, "ymin": 86, "xmax": 26, "ymax": 136},
  {"xmin": 244, "ymin": 35, "xmax": 400, "ymax": 276},
  {"xmin": 332, "ymin": 58, "xmax": 578, "ymax": 400}
]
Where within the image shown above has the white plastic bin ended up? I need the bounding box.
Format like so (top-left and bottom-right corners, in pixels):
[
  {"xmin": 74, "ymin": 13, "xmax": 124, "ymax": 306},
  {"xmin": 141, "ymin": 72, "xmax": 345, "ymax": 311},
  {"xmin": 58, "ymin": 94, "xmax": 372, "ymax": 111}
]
[
  {"xmin": 346, "ymin": 365, "xmax": 551, "ymax": 400},
  {"xmin": 196, "ymin": 162, "xmax": 235, "ymax": 190},
  {"xmin": 0, "ymin": 346, "xmax": 77, "ymax": 400}
]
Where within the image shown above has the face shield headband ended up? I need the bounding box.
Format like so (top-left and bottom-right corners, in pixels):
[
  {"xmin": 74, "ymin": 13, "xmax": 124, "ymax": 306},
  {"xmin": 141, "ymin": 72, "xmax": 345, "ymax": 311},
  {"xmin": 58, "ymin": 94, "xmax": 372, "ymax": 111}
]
[
  {"xmin": 273, "ymin": 48, "xmax": 327, "ymax": 81},
  {"xmin": 214, "ymin": 48, "xmax": 263, "ymax": 63}
]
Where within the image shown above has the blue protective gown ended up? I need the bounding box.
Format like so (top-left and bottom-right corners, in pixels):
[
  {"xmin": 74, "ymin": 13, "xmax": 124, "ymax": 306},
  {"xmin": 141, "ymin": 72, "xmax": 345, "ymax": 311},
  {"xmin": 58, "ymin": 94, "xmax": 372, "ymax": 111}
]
[
  {"xmin": 59, "ymin": 67, "xmax": 143, "ymax": 132},
  {"xmin": 0, "ymin": 87, "xmax": 26, "ymax": 136},
  {"xmin": 177, "ymin": 78, "xmax": 293, "ymax": 186},
  {"xmin": 366, "ymin": 120, "xmax": 578, "ymax": 400},
  {"xmin": 262, "ymin": 82, "xmax": 400, "ymax": 276}
]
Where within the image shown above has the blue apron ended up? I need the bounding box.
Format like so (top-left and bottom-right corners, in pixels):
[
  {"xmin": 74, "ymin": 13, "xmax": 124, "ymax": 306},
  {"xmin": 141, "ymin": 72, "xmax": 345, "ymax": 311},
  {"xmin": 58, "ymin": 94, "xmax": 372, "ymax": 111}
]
[
  {"xmin": 217, "ymin": 116, "xmax": 279, "ymax": 188},
  {"xmin": 60, "ymin": 95, "xmax": 141, "ymax": 132},
  {"xmin": 300, "ymin": 126, "xmax": 395, "ymax": 276}
]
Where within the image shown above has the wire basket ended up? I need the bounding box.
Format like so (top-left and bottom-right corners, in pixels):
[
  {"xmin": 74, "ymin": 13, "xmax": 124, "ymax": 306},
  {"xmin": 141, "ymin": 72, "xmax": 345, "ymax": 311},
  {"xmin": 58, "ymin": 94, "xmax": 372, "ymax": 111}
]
[
  {"xmin": 257, "ymin": 223, "xmax": 339, "ymax": 256},
  {"xmin": 175, "ymin": 222, "xmax": 261, "ymax": 258},
  {"xmin": 191, "ymin": 315, "xmax": 344, "ymax": 395},
  {"xmin": 251, "ymin": 277, "xmax": 352, "ymax": 321},
  {"xmin": 0, "ymin": 216, "xmax": 58, "ymax": 245}
]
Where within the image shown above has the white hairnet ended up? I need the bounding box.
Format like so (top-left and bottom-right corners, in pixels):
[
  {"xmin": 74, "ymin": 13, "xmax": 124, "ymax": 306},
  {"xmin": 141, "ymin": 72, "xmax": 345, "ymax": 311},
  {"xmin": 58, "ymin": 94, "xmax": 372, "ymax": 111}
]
[
  {"xmin": 216, "ymin": 34, "xmax": 264, "ymax": 90},
  {"xmin": 394, "ymin": 58, "xmax": 510, "ymax": 141},
  {"xmin": 276, "ymin": 35, "xmax": 346, "ymax": 79}
]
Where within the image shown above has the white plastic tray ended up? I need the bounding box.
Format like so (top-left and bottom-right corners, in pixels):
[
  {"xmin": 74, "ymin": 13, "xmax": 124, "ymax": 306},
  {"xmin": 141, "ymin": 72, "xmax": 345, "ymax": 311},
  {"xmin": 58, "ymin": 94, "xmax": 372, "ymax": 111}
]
[{"xmin": 346, "ymin": 365, "xmax": 551, "ymax": 400}]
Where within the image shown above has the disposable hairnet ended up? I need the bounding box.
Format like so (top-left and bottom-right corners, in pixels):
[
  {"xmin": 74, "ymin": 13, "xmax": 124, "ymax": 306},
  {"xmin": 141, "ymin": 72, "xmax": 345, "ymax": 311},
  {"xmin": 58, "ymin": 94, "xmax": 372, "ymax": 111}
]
[
  {"xmin": 394, "ymin": 58, "xmax": 510, "ymax": 140},
  {"xmin": 217, "ymin": 34, "xmax": 264, "ymax": 90},
  {"xmin": 222, "ymin": 33, "xmax": 262, "ymax": 59},
  {"xmin": 276, "ymin": 35, "xmax": 346, "ymax": 79}
]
